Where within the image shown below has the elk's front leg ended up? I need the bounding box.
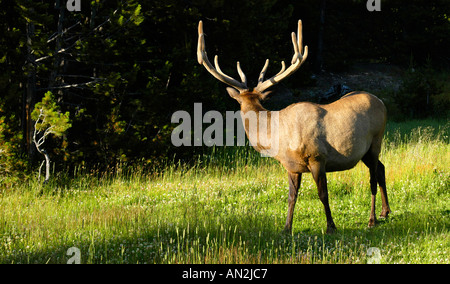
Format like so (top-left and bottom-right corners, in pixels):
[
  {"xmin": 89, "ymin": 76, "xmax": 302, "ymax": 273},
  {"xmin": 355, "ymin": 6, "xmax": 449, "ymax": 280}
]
[
  {"xmin": 310, "ymin": 163, "xmax": 337, "ymax": 234},
  {"xmin": 284, "ymin": 172, "xmax": 301, "ymax": 233}
]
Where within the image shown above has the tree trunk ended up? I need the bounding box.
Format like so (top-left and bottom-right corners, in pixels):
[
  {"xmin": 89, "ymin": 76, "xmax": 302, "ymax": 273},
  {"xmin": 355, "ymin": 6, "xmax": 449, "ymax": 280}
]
[
  {"xmin": 37, "ymin": 146, "xmax": 51, "ymax": 184},
  {"xmin": 315, "ymin": 0, "xmax": 326, "ymax": 73},
  {"xmin": 43, "ymin": 148, "xmax": 51, "ymax": 183},
  {"xmin": 25, "ymin": 20, "xmax": 37, "ymax": 158},
  {"xmin": 49, "ymin": 1, "xmax": 65, "ymax": 89}
]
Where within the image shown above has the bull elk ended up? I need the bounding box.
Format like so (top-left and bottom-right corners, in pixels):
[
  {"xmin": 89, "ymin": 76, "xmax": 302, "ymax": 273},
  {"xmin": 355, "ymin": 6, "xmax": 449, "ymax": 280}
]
[{"xmin": 197, "ymin": 20, "xmax": 391, "ymax": 233}]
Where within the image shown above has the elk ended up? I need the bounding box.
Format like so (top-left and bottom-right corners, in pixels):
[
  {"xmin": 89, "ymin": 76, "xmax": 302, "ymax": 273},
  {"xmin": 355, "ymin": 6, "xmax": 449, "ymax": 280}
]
[{"xmin": 197, "ymin": 20, "xmax": 391, "ymax": 233}]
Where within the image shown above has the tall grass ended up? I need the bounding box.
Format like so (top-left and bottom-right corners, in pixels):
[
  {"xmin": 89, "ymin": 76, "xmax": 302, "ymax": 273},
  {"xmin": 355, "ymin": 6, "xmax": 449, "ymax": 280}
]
[{"xmin": 0, "ymin": 120, "xmax": 448, "ymax": 263}]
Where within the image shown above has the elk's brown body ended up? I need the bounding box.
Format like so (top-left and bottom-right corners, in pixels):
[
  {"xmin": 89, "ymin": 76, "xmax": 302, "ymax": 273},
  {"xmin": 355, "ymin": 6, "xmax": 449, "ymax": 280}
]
[
  {"xmin": 273, "ymin": 91, "xmax": 386, "ymax": 173},
  {"xmin": 197, "ymin": 20, "xmax": 391, "ymax": 233}
]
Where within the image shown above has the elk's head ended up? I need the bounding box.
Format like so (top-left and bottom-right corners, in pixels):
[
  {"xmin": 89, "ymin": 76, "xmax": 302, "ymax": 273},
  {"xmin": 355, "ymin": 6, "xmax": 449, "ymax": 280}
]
[{"xmin": 197, "ymin": 20, "xmax": 308, "ymax": 106}]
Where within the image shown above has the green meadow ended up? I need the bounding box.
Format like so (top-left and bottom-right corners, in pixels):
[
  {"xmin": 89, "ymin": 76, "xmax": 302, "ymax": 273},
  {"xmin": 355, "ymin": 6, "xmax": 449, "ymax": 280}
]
[{"xmin": 0, "ymin": 119, "xmax": 448, "ymax": 264}]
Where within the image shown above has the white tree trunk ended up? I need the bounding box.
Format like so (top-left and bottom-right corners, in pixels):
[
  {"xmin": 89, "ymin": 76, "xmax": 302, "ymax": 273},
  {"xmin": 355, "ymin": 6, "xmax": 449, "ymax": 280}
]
[{"xmin": 43, "ymin": 149, "xmax": 50, "ymax": 184}]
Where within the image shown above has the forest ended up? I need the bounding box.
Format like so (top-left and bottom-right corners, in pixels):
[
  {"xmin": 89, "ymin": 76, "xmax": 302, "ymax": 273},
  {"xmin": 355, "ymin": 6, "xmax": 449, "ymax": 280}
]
[{"xmin": 0, "ymin": 0, "xmax": 449, "ymax": 178}]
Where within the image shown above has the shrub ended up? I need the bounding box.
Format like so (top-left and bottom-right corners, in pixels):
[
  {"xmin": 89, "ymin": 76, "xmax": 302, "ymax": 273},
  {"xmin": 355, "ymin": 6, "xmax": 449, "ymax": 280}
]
[{"xmin": 392, "ymin": 62, "xmax": 445, "ymax": 119}]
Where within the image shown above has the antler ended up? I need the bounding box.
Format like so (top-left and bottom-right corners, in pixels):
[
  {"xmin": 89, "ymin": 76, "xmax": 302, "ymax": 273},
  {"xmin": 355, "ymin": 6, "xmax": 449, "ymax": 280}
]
[
  {"xmin": 197, "ymin": 21, "xmax": 248, "ymax": 92},
  {"xmin": 254, "ymin": 20, "xmax": 308, "ymax": 93},
  {"xmin": 197, "ymin": 20, "xmax": 308, "ymax": 94}
]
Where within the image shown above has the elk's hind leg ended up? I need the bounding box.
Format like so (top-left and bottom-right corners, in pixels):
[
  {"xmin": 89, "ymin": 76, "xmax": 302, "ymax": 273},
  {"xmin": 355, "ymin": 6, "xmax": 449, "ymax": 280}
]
[
  {"xmin": 362, "ymin": 152, "xmax": 379, "ymax": 228},
  {"xmin": 377, "ymin": 160, "xmax": 391, "ymax": 218}
]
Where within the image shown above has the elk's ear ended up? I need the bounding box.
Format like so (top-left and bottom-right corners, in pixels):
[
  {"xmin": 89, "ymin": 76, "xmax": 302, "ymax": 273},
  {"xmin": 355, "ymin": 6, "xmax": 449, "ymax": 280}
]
[
  {"xmin": 226, "ymin": 87, "xmax": 242, "ymax": 103},
  {"xmin": 259, "ymin": 90, "xmax": 273, "ymax": 101},
  {"xmin": 226, "ymin": 87, "xmax": 240, "ymax": 98}
]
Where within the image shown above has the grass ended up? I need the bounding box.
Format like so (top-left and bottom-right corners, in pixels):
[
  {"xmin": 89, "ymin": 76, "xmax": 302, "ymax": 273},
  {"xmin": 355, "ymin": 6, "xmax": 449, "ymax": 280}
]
[{"xmin": 0, "ymin": 119, "xmax": 449, "ymax": 264}]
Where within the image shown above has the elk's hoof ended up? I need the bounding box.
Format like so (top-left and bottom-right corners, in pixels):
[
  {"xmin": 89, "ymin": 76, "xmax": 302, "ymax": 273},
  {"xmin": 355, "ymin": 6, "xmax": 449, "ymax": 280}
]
[
  {"xmin": 379, "ymin": 209, "xmax": 391, "ymax": 219},
  {"xmin": 282, "ymin": 226, "xmax": 292, "ymax": 235},
  {"xmin": 326, "ymin": 225, "xmax": 337, "ymax": 234},
  {"xmin": 368, "ymin": 218, "xmax": 378, "ymax": 228}
]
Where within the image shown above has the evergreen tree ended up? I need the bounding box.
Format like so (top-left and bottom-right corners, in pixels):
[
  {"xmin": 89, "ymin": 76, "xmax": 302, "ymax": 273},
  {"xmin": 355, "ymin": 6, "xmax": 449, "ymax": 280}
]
[{"xmin": 31, "ymin": 91, "xmax": 71, "ymax": 182}]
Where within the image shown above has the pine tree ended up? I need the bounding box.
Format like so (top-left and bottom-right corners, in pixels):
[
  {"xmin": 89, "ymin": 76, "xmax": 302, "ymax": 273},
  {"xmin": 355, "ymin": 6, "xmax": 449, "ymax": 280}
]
[{"xmin": 31, "ymin": 91, "xmax": 71, "ymax": 183}]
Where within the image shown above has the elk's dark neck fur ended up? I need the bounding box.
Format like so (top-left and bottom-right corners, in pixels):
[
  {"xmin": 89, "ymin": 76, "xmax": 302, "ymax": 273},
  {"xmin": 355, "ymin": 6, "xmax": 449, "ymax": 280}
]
[{"xmin": 239, "ymin": 92, "xmax": 268, "ymax": 114}]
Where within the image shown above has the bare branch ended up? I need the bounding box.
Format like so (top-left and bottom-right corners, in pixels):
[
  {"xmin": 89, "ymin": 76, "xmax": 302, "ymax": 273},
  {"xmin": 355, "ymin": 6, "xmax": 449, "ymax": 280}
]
[
  {"xmin": 38, "ymin": 79, "xmax": 105, "ymax": 91},
  {"xmin": 57, "ymin": 74, "xmax": 102, "ymax": 80},
  {"xmin": 47, "ymin": 21, "xmax": 81, "ymax": 43},
  {"xmin": 36, "ymin": 9, "xmax": 119, "ymax": 64}
]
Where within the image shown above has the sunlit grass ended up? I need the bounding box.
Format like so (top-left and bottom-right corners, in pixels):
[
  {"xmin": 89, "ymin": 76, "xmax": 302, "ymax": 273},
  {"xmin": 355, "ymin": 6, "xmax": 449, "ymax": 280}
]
[{"xmin": 0, "ymin": 119, "xmax": 448, "ymax": 263}]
